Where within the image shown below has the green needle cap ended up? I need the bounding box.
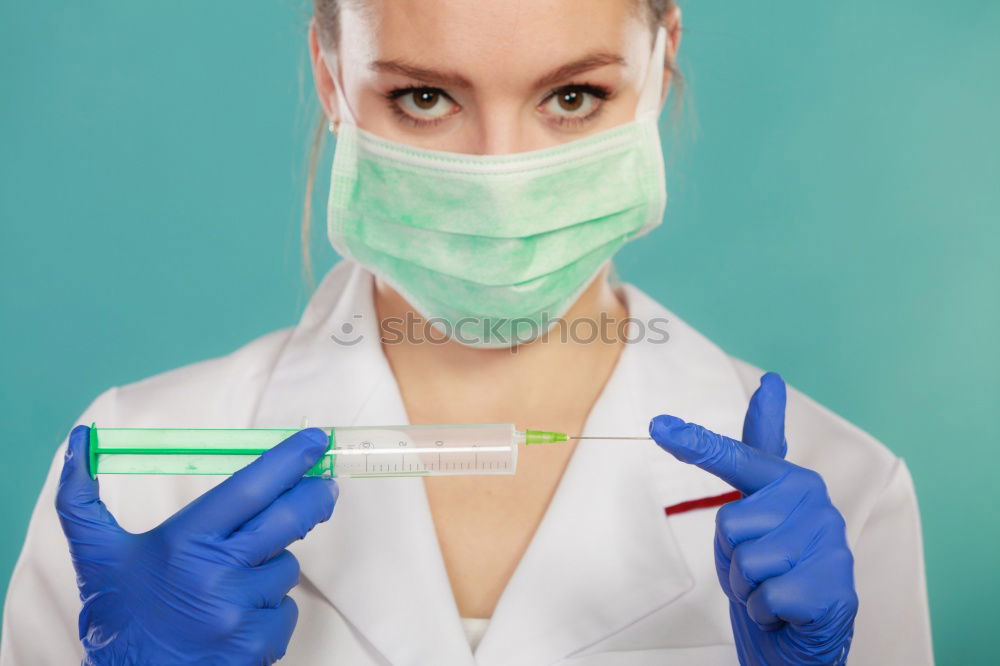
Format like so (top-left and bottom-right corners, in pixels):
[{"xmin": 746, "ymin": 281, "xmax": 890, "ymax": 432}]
[{"xmin": 524, "ymin": 430, "xmax": 569, "ymax": 445}]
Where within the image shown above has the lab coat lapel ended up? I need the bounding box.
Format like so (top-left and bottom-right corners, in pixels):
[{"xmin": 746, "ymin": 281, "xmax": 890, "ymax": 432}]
[
  {"xmin": 252, "ymin": 261, "xmax": 474, "ymax": 666},
  {"xmin": 474, "ymin": 283, "xmax": 745, "ymax": 665}
]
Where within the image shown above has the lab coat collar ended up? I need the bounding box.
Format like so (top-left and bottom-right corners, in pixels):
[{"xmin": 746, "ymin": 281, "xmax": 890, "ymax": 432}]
[{"xmin": 252, "ymin": 261, "xmax": 746, "ymax": 665}]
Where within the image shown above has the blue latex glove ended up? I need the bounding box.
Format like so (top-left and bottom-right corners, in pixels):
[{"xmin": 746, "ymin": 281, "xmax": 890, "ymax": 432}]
[
  {"xmin": 56, "ymin": 425, "xmax": 339, "ymax": 666},
  {"xmin": 650, "ymin": 373, "xmax": 857, "ymax": 665}
]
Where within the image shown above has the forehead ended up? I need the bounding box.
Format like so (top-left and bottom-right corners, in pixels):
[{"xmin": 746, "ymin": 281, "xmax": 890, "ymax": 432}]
[{"xmin": 339, "ymin": 0, "xmax": 648, "ymax": 82}]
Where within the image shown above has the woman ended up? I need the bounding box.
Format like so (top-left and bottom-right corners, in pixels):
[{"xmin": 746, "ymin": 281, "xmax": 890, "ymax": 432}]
[{"xmin": 0, "ymin": 1, "xmax": 932, "ymax": 664}]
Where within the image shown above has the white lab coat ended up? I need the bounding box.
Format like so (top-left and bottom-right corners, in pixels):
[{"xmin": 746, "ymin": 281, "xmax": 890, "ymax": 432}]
[{"xmin": 0, "ymin": 260, "xmax": 933, "ymax": 665}]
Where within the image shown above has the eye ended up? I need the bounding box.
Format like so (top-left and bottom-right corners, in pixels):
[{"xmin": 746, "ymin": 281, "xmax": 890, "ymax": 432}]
[
  {"xmin": 387, "ymin": 87, "xmax": 459, "ymax": 126},
  {"xmin": 538, "ymin": 84, "xmax": 611, "ymax": 123}
]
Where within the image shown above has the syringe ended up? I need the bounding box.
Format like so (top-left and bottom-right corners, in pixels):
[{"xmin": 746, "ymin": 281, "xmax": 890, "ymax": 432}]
[{"xmin": 88, "ymin": 423, "xmax": 592, "ymax": 479}]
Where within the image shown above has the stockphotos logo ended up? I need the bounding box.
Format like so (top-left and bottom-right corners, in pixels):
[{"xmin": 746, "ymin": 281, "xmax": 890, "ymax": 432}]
[
  {"xmin": 330, "ymin": 312, "xmax": 670, "ymax": 350},
  {"xmin": 329, "ymin": 314, "xmax": 365, "ymax": 346}
]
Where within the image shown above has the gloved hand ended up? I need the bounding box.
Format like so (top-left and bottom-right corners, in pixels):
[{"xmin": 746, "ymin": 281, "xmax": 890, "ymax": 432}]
[
  {"xmin": 56, "ymin": 425, "xmax": 339, "ymax": 666},
  {"xmin": 649, "ymin": 373, "xmax": 857, "ymax": 665}
]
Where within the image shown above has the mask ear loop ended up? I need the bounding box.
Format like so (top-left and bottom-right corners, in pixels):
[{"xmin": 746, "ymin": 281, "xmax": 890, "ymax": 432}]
[
  {"xmin": 319, "ymin": 48, "xmax": 358, "ymax": 135},
  {"xmin": 635, "ymin": 25, "xmax": 668, "ymax": 121}
]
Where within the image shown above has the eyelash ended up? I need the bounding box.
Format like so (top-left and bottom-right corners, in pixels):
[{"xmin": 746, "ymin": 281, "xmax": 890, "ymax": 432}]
[
  {"xmin": 382, "ymin": 82, "xmax": 613, "ymax": 129},
  {"xmin": 384, "ymin": 87, "xmax": 449, "ymax": 128},
  {"xmin": 544, "ymin": 82, "xmax": 612, "ymax": 127}
]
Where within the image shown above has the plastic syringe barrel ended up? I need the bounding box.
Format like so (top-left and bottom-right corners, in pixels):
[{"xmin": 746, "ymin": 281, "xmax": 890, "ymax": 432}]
[{"xmin": 86, "ymin": 423, "xmax": 563, "ymax": 479}]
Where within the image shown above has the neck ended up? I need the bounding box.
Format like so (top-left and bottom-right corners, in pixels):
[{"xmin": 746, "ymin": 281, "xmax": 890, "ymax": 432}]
[{"xmin": 374, "ymin": 264, "xmax": 629, "ymax": 428}]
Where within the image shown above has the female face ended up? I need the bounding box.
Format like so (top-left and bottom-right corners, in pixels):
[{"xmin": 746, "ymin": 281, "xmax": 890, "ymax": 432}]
[{"xmin": 311, "ymin": 0, "xmax": 676, "ymax": 155}]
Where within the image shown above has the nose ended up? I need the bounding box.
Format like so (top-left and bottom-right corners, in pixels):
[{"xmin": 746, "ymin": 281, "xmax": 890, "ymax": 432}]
[
  {"xmin": 468, "ymin": 105, "xmax": 550, "ymax": 155},
  {"xmin": 471, "ymin": 112, "xmax": 525, "ymax": 155}
]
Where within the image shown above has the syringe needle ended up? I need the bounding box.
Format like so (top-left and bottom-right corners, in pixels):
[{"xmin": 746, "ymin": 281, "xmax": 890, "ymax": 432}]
[{"xmin": 569, "ymin": 436, "xmax": 653, "ymax": 440}]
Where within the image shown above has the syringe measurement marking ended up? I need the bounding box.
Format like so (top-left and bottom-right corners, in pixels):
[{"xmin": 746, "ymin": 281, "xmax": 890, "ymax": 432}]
[
  {"xmin": 331, "ymin": 445, "xmax": 508, "ymax": 455},
  {"xmin": 340, "ymin": 445, "xmax": 509, "ymax": 473}
]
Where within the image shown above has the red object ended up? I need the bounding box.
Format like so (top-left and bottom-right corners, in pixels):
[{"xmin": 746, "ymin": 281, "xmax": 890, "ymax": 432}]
[{"xmin": 664, "ymin": 490, "xmax": 742, "ymax": 516}]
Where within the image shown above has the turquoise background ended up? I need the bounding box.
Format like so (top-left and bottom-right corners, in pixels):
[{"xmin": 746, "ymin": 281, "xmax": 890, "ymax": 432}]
[{"xmin": 1, "ymin": 0, "xmax": 997, "ymax": 661}]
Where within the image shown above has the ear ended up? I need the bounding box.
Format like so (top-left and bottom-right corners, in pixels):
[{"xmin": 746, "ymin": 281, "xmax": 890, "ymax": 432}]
[
  {"xmin": 308, "ymin": 17, "xmax": 340, "ymax": 131},
  {"xmin": 660, "ymin": 4, "xmax": 682, "ymax": 107}
]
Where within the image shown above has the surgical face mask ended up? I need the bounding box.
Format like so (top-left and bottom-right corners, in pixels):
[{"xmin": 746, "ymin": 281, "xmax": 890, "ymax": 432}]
[{"xmin": 323, "ymin": 28, "xmax": 668, "ymax": 348}]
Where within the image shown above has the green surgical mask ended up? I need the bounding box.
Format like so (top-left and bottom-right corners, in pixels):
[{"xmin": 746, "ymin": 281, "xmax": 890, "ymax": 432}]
[{"xmin": 324, "ymin": 28, "xmax": 668, "ymax": 348}]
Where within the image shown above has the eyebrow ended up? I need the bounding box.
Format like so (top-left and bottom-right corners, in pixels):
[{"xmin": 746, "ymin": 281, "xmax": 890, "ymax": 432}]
[{"xmin": 370, "ymin": 52, "xmax": 627, "ymax": 90}]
